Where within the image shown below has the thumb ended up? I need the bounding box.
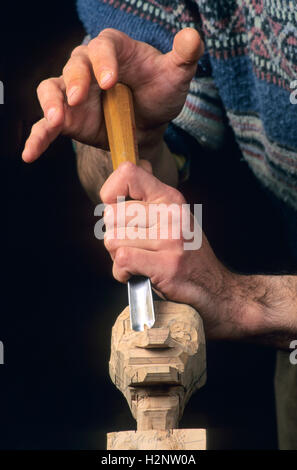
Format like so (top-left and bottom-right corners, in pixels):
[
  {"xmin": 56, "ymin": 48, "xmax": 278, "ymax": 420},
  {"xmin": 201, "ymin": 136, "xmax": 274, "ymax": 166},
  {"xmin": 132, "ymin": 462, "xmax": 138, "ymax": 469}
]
[
  {"xmin": 164, "ymin": 28, "xmax": 204, "ymax": 88},
  {"xmin": 171, "ymin": 28, "xmax": 204, "ymax": 66}
]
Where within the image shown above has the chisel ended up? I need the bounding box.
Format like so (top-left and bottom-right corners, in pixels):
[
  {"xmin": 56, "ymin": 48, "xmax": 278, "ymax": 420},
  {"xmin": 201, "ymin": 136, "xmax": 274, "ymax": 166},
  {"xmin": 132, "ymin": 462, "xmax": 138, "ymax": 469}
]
[{"xmin": 103, "ymin": 83, "xmax": 155, "ymax": 332}]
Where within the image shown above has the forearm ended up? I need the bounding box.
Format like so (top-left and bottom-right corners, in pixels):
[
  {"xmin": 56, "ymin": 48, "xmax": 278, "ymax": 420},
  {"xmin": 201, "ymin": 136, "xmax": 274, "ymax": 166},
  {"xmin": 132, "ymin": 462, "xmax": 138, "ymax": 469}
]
[
  {"xmin": 203, "ymin": 270, "xmax": 297, "ymax": 349},
  {"xmin": 75, "ymin": 139, "xmax": 178, "ymax": 204},
  {"xmin": 238, "ymin": 274, "xmax": 297, "ymax": 348},
  {"xmin": 75, "ymin": 141, "xmax": 113, "ymax": 203}
]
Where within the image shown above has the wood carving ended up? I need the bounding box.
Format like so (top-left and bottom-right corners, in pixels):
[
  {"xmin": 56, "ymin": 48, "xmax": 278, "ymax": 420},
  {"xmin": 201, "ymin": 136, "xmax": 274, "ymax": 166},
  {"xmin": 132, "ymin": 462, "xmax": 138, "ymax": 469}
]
[
  {"xmin": 107, "ymin": 301, "xmax": 206, "ymax": 450},
  {"xmin": 107, "ymin": 429, "xmax": 206, "ymax": 450},
  {"xmin": 103, "ymin": 85, "xmax": 206, "ymax": 450}
]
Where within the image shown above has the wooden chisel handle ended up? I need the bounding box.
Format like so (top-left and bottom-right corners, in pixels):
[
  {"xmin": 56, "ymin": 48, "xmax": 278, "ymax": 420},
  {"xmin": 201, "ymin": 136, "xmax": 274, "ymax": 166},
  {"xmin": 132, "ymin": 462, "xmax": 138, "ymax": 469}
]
[
  {"xmin": 102, "ymin": 83, "xmax": 139, "ymax": 170},
  {"xmin": 102, "ymin": 83, "xmax": 156, "ymax": 332}
]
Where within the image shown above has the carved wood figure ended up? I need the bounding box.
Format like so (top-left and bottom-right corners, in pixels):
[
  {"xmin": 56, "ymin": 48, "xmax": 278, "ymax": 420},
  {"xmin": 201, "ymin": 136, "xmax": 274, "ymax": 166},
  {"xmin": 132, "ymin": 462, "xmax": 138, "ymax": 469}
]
[
  {"xmin": 102, "ymin": 84, "xmax": 207, "ymax": 450},
  {"xmin": 107, "ymin": 301, "xmax": 207, "ymax": 450}
]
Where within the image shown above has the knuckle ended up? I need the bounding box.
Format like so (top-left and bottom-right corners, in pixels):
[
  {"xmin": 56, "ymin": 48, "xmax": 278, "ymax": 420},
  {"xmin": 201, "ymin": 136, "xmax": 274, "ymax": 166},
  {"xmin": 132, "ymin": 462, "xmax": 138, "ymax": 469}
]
[
  {"xmin": 118, "ymin": 161, "xmax": 136, "ymax": 178},
  {"xmin": 31, "ymin": 122, "xmax": 39, "ymax": 132},
  {"xmin": 62, "ymin": 63, "xmax": 70, "ymax": 76},
  {"xmin": 31, "ymin": 122, "xmax": 44, "ymax": 137},
  {"xmin": 89, "ymin": 28, "xmax": 121, "ymax": 52},
  {"xmin": 112, "ymin": 264, "xmax": 125, "ymax": 283},
  {"xmin": 98, "ymin": 28, "xmax": 118, "ymax": 40},
  {"xmin": 103, "ymin": 206, "xmax": 113, "ymax": 224},
  {"xmin": 99, "ymin": 187, "xmax": 106, "ymax": 202},
  {"xmin": 71, "ymin": 45, "xmax": 86, "ymax": 57},
  {"xmin": 63, "ymin": 56, "xmax": 88, "ymax": 77},
  {"xmin": 88, "ymin": 33, "xmax": 109, "ymax": 51},
  {"xmin": 99, "ymin": 185, "xmax": 108, "ymax": 203},
  {"xmin": 87, "ymin": 38, "xmax": 97, "ymax": 53},
  {"xmin": 167, "ymin": 188, "xmax": 185, "ymax": 205},
  {"xmin": 112, "ymin": 263, "xmax": 119, "ymax": 281},
  {"xmin": 115, "ymin": 247, "xmax": 129, "ymax": 267},
  {"xmin": 37, "ymin": 79, "xmax": 50, "ymax": 95},
  {"xmin": 103, "ymin": 235, "xmax": 115, "ymax": 252}
]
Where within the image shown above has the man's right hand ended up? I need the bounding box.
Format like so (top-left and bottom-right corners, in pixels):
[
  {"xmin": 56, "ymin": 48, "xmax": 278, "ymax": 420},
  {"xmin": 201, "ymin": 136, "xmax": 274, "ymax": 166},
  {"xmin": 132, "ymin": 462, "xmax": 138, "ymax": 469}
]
[{"xmin": 22, "ymin": 27, "xmax": 203, "ymax": 163}]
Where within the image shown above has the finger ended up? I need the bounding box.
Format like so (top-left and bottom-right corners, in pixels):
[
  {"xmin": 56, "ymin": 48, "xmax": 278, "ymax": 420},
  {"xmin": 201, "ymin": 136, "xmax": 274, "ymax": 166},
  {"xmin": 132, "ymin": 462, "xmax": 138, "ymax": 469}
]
[
  {"xmin": 22, "ymin": 118, "xmax": 61, "ymax": 163},
  {"xmin": 104, "ymin": 199, "xmax": 182, "ymax": 233},
  {"xmin": 88, "ymin": 28, "xmax": 135, "ymax": 89},
  {"xmin": 171, "ymin": 28, "xmax": 204, "ymax": 66},
  {"xmin": 112, "ymin": 246, "xmax": 165, "ymax": 283},
  {"xmin": 104, "ymin": 229, "xmax": 162, "ymax": 256},
  {"xmin": 62, "ymin": 45, "xmax": 92, "ymax": 106},
  {"xmin": 163, "ymin": 28, "xmax": 204, "ymax": 91},
  {"xmin": 104, "ymin": 201, "xmax": 151, "ymax": 230},
  {"xmin": 100, "ymin": 162, "xmax": 185, "ymax": 205},
  {"xmin": 37, "ymin": 77, "xmax": 66, "ymax": 127}
]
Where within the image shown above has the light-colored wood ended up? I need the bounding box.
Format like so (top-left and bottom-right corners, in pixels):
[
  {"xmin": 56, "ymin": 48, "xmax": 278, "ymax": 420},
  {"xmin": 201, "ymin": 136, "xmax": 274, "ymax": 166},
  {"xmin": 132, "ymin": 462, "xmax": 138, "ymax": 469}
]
[
  {"xmin": 107, "ymin": 429, "xmax": 206, "ymax": 450},
  {"xmin": 136, "ymin": 327, "xmax": 171, "ymax": 349},
  {"xmin": 103, "ymin": 85, "xmax": 207, "ymax": 449},
  {"xmin": 109, "ymin": 301, "xmax": 206, "ymax": 431},
  {"xmin": 130, "ymin": 387, "xmax": 183, "ymax": 431},
  {"xmin": 102, "ymin": 83, "xmax": 138, "ymax": 170}
]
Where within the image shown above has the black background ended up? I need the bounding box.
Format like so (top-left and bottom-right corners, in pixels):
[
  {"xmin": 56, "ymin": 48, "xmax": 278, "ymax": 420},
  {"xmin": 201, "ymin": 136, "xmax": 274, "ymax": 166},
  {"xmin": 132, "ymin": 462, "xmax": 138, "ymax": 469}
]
[{"xmin": 0, "ymin": 0, "xmax": 294, "ymax": 449}]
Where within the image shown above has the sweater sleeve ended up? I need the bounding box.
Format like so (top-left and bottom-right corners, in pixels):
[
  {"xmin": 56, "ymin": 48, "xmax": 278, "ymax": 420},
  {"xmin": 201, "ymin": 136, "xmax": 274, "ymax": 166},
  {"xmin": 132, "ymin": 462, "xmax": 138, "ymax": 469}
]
[{"xmin": 76, "ymin": 0, "xmax": 227, "ymax": 151}]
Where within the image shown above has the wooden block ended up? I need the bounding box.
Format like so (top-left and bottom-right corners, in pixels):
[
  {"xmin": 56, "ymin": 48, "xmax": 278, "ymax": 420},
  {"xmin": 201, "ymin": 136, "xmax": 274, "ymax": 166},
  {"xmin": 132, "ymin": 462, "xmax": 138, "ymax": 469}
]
[
  {"xmin": 131, "ymin": 389, "xmax": 181, "ymax": 430},
  {"xmin": 109, "ymin": 301, "xmax": 206, "ymax": 430},
  {"xmin": 109, "ymin": 301, "xmax": 206, "ymax": 404},
  {"xmin": 107, "ymin": 429, "xmax": 206, "ymax": 450},
  {"xmin": 136, "ymin": 328, "xmax": 171, "ymax": 348},
  {"xmin": 131, "ymin": 366, "xmax": 179, "ymax": 386}
]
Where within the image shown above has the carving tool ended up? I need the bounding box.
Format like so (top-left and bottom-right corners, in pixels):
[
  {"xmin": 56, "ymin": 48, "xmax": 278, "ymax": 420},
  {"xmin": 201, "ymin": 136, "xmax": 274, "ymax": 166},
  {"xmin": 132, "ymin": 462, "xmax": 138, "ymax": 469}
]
[{"xmin": 103, "ymin": 83, "xmax": 155, "ymax": 331}]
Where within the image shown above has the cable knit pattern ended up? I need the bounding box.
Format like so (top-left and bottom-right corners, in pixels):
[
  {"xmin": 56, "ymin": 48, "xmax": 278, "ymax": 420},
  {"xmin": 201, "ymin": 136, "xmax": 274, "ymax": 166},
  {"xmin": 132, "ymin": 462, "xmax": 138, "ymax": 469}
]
[{"xmin": 76, "ymin": 0, "xmax": 297, "ymax": 210}]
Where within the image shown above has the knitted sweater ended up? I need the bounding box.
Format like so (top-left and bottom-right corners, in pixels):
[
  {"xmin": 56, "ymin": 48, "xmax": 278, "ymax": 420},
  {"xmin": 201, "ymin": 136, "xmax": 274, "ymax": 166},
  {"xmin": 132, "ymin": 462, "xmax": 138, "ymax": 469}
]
[{"xmin": 76, "ymin": 0, "xmax": 297, "ymax": 211}]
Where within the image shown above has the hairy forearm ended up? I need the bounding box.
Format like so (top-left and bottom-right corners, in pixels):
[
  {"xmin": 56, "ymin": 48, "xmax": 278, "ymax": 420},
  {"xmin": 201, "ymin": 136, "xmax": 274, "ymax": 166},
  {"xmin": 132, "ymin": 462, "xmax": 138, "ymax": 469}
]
[
  {"xmin": 239, "ymin": 274, "xmax": 297, "ymax": 348},
  {"xmin": 204, "ymin": 271, "xmax": 297, "ymax": 349},
  {"xmin": 75, "ymin": 142, "xmax": 113, "ymax": 203},
  {"xmin": 75, "ymin": 139, "xmax": 178, "ymax": 204}
]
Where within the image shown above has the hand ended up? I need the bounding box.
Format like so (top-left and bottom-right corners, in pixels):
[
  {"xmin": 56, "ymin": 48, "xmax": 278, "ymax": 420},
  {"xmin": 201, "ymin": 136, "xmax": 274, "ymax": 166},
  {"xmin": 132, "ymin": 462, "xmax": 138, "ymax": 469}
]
[
  {"xmin": 101, "ymin": 162, "xmax": 297, "ymax": 346},
  {"xmin": 22, "ymin": 28, "xmax": 203, "ymax": 163},
  {"xmin": 101, "ymin": 161, "xmax": 238, "ymax": 339}
]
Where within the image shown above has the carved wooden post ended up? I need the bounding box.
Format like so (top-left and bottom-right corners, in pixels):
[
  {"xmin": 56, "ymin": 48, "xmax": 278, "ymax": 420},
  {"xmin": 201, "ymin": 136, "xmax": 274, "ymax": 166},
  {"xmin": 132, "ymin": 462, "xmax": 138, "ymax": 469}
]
[{"xmin": 107, "ymin": 301, "xmax": 207, "ymax": 450}]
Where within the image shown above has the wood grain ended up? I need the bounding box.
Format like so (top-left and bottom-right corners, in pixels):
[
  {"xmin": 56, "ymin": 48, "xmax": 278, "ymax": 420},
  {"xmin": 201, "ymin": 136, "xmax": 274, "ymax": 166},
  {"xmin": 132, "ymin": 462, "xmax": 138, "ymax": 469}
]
[
  {"xmin": 102, "ymin": 83, "xmax": 138, "ymax": 170},
  {"xmin": 107, "ymin": 429, "xmax": 206, "ymax": 450},
  {"xmin": 109, "ymin": 301, "xmax": 206, "ymax": 431}
]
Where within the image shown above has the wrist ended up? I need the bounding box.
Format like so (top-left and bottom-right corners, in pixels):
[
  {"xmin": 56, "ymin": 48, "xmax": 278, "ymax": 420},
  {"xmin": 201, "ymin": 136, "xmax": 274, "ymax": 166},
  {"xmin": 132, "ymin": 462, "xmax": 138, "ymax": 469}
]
[
  {"xmin": 218, "ymin": 272, "xmax": 265, "ymax": 339},
  {"xmin": 192, "ymin": 266, "xmax": 247, "ymax": 340}
]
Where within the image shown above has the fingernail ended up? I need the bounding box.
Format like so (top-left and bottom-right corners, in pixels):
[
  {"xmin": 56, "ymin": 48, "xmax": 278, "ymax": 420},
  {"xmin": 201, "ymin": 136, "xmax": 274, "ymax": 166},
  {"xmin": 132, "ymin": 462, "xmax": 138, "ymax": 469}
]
[
  {"xmin": 67, "ymin": 86, "xmax": 79, "ymax": 103},
  {"xmin": 99, "ymin": 70, "xmax": 113, "ymax": 87},
  {"xmin": 47, "ymin": 108, "xmax": 56, "ymax": 121}
]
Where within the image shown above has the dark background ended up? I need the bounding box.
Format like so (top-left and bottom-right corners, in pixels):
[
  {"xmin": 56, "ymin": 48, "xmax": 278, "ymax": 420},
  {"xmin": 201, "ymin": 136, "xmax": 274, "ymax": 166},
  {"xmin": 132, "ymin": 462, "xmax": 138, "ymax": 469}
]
[{"xmin": 0, "ymin": 0, "xmax": 293, "ymax": 449}]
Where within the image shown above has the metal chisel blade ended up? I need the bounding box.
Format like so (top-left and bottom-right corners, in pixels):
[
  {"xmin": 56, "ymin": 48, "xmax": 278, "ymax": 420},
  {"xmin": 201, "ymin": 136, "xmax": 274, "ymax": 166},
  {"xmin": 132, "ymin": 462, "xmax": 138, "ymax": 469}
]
[{"xmin": 128, "ymin": 276, "xmax": 155, "ymax": 331}]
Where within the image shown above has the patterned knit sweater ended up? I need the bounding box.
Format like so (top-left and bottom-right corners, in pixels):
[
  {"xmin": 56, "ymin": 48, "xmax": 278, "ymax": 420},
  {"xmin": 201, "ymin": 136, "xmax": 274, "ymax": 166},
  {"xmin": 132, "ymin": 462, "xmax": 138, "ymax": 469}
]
[{"xmin": 77, "ymin": 0, "xmax": 297, "ymax": 211}]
